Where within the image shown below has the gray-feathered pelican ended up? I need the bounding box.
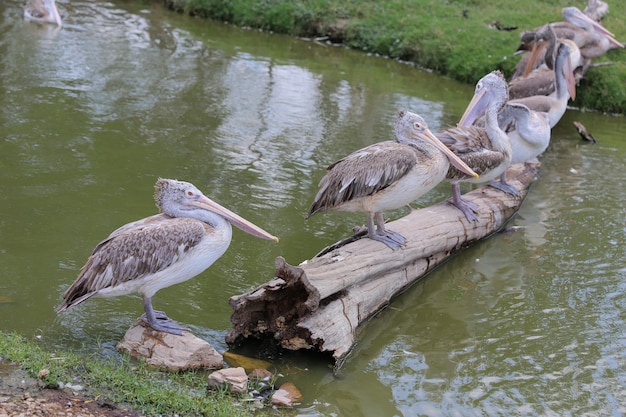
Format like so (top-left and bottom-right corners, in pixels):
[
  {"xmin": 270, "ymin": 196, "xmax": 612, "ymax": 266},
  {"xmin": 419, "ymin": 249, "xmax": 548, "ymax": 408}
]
[
  {"xmin": 57, "ymin": 178, "xmax": 279, "ymax": 335},
  {"xmin": 307, "ymin": 110, "xmax": 478, "ymax": 249},
  {"xmin": 558, "ymin": 6, "xmax": 623, "ymax": 59},
  {"xmin": 509, "ymin": 42, "xmax": 576, "ymax": 128},
  {"xmin": 517, "ymin": 7, "xmax": 622, "ymax": 62},
  {"xmin": 509, "ymin": 24, "xmax": 583, "ymax": 99},
  {"xmin": 431, "ymin": 71, "xmax": 513, "ymax": 222},
  {"xmin": 23, "ymin": 0, "xmax": 62, "ymax": 27}
]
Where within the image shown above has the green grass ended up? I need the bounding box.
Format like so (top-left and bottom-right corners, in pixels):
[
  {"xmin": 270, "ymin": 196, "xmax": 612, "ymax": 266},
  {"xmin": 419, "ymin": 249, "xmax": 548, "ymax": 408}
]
[
  {"xmin": 0, "ymin": 331, "xmax": 274, "ymax": 416},
  {"xmin": 162, "ymin": 0, "xmax": 626, "ymax": 114}
]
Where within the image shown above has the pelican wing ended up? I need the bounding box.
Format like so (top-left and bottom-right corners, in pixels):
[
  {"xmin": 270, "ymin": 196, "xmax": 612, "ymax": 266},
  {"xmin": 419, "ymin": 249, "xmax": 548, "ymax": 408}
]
[
  {"xmin": 437, "ymin": 127, "xmax": 507, "ymax": 179},
  {"xmin": 58, "ymin": 217, "xmax": 209, "ymax": 310},
  {"xmin": 437, "ymin": 126, "xmax": 493, "ymax": 154},
  {"xmin": 308, "ymin": 141, "xmax": 416, "ymax": 215},
  {"xmin": 509, "ymin": 67, "xmax": 555, "ymax": 99}
]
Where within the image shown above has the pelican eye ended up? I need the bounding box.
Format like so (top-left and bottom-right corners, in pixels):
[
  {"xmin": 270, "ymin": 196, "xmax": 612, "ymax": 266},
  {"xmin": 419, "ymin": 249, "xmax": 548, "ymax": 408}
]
[{"xmin": 413, "ymin": 122, "xmax": 423, "ymax": 130}]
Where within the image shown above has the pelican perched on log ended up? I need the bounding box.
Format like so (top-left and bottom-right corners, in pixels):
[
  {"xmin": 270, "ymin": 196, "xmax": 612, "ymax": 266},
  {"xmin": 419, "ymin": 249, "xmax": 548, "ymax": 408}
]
[
  {"xmin": 57, "ymin": 178, "xmax": 279, "ymax": 335},
  {"xmin": 511, "ymin": 25, "xmax": 557, "ymax": 82},
  {"xmin": 23, "ymin": 0, "xmax": 62, "ymax": 27},
  {"xmin": 493, "ymin": 102, "xmax": 551, "ymax": 189},
  {"xmin": 307, "ymin": 110, "xmax": 478, "ymax": 249},
  {"xmin": 509, "ymin": 42, "xmax": 576, "ymax": 128},
  {"xmin": 430, "ymin": 71, "xmax": 513, "ymax": 222},
  {"xmin": 509, "ymin": 24, "xmax": 583, "ymax": 99}
]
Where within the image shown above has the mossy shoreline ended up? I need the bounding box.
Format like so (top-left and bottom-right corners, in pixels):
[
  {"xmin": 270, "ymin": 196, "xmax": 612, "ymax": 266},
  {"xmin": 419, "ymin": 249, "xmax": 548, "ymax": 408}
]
[
  {"xmin": 0, "ymin": 332, "xmax": 270, "ymax": 416},
  {"xmin": 161, "ymin": 0, "xmax": 626, "ymax": 115}
]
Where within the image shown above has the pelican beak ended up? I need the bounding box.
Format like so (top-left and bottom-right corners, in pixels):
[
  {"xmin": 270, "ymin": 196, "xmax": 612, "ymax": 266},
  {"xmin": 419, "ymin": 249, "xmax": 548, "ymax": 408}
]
[
  {"xmin": 563, "ymin": 52, "xmax": 576, "ymax": 100},
  {"xmin": 571, "ymin": 7, "xmax": 622, "ymax": 48},
  {"xmin": 193, "ymin": 196, "xmax": 279, "ymax": 242},
  {"xmin": 458, "ymin": 88, "xmax": 488, "ymax": 128},
  {"xmin": 420, "ymin": 128, "xmax": 479, "ymax": 179},
  {"xmin": 523, "ymin": 38, "xmax": 546, "ymax": 77},
  {"xmin": 45, "ymin": 0, "xmax": 63, "ymax": 27}
]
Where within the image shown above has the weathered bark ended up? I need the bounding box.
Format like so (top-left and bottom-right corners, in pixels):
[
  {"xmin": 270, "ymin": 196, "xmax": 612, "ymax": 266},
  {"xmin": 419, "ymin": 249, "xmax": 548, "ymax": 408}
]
[{"xmin": 226, "ymin": 161, "xmax": 540, "ymax": 366}]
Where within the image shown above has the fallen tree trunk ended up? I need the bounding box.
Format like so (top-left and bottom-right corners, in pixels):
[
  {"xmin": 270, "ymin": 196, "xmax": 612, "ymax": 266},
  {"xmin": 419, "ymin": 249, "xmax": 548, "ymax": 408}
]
[{"xmin": 226, "ymin": 161, "xmax": 540, "ymax": 367}]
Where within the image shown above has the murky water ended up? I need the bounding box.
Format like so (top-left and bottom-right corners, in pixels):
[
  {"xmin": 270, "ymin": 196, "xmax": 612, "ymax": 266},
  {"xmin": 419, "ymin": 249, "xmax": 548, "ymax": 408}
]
[{"xmin": 1, "ymin": 1, "xmax": 625, "ymax": 415}]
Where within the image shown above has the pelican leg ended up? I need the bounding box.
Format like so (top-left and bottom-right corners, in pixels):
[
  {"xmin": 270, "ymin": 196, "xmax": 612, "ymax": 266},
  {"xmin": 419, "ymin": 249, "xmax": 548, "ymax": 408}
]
[
  {"xmin": 142, "ymin": 295, "xmax": 188, "ymax": 335},
  {"xmin": 364, "ymin": 212, "xmax": 406, "ymax": 249},
  {"xmin": 447, "ymin": 183, "xmax": 479, "ymax": 222},
  {"xmin": 488, "ymin": 174, "xmax": 520, "ymax": 196}
]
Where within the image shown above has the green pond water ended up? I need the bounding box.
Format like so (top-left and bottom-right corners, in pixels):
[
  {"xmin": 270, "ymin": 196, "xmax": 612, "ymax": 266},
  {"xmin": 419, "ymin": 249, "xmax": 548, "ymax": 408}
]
[{"xmin": 1, "ymin": 1, "xmax": 625, "ymax": 415}]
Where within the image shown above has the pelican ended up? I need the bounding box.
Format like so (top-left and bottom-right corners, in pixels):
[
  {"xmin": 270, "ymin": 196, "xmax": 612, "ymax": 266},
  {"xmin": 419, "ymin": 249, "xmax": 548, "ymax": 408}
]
[
  {"xmin": 509, "ymin": 42, "xmax": 576, "ymax": 128},
  {"xmin": 518, "ymin": 7, "xmax": 622, "ymax": 61},
  {"xmin": 23, "ymin": 0, "xmax": 62, "ymax": 27},
  {"xmin": 431, "ymin": 71, "xmax": 513, "ymax": 222},
  {"xmin": 56, "ymin": 178, "xmax": 279, "ymax": 335},
  {"xmin": 509, "ymin": 24, "xmax": 583, "ymax": 99},
  {"xmin": 493, "ymin": 102, "xmax": 551, "ymax": 189},
  {"xmin": 510, "ymin": 25, "xmax": 556, "ymax": 82},
  {"xmin": 307, "ymin": 110, "xmax": 478, "ymax": 249},
  {"xmin": 583, "ymin": 0, "xmax": 608, "ymax": 23},
  {"xmin": 559, "ymin": 6, "xmax": 623, "ymax": 59}
]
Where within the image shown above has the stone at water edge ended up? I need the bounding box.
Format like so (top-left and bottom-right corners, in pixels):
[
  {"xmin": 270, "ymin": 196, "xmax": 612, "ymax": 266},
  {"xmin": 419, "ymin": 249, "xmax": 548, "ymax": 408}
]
[
  {"xmin": 270, "ymin": 382, "xmax": 303, "ymax": 407},
  {"xmin": 116, "ymin": 318, "xmax": 223, "ymax": 371},
  {"xmin": 207, "ymin": 367, "xmax": 248, "ymax": 393}
]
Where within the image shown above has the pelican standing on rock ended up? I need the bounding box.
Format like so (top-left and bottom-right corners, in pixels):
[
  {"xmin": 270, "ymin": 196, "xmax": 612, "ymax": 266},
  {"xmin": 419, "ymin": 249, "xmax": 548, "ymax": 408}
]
[
  {"xmin": 23, "ymin": 0, "xmax": 62, "ymax": 27},
  {"xmin": 429, "ymin": 71, "xmax": 513, "ymax": 222},
  {"xmin": 56, "ymin": 178, "xmax": 279, "ymax": 335},
  {"xmin": 307, "ymin": 110, "xmax": 478, "ymax": 249}
]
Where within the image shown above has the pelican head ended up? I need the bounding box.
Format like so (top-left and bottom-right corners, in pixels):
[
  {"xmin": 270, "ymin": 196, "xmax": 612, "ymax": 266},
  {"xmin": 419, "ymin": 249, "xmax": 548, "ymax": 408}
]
[
  {"xmin": 458, "ymin": 70, "xmax": 508, "ymax": 128},
  {"xmin": 396, "ymin": 111, "xmax": 478, "ymax": 179},
  {"xmin": 523, "ymin": 24, "xmax": 557, "ymax": 76},
  {"xmin": 155, "ymin": 178, "xmax": 279, "ymax": 242}
]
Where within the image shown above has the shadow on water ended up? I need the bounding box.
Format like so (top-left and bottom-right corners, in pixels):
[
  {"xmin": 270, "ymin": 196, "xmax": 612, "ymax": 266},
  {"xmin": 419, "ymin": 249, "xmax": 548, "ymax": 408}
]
[{"xmin": 1, "ymin": 1, "xmax": 625, "ymax": 415}]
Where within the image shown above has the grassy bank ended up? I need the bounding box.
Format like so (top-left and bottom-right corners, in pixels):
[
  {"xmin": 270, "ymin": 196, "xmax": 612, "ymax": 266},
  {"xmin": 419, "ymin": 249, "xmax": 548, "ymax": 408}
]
[
  {"xmin": 0, "ymin": 332, "xmax": 269, "ymax": 416},
  {"xmin": 163, "ymin": 0, "xmax": 626, "ymax": 115}
]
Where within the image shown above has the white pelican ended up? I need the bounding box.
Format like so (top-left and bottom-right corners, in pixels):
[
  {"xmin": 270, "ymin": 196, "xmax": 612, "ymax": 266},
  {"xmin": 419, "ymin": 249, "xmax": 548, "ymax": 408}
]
[
  {"xmin": 431, "ymin": 71, "xmax": 513, "ymax": 222},
  {"xmin": 23, "ymin": 0, "xmax": 62, "ymax": 27},
  {"xmin": 307, "ymin": 110, "xmax": 478, "ymax": 249},
  {"xmin": 493, "ymin": 102, "xmax": 551, "ymax": 189},
  {"xmin": 57, "ymin": 178, "xmax": 279, "ymax": 335},
  {"xmin": 509, "ymin": 42, "xmax": 576, "ymax": 128}
]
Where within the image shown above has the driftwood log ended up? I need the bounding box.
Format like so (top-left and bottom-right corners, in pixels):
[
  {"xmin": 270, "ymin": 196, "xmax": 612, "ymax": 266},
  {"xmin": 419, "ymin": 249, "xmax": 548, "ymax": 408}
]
[{"xmin": 226, "ymin": 161, "xmax": 540, "ymax": 367}]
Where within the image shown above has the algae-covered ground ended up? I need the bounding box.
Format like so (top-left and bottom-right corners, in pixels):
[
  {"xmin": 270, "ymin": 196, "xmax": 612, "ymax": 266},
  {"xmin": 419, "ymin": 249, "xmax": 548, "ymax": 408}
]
[{"xmin": 163, "ymin": 0, "xmax": 626, "ymax": 115}]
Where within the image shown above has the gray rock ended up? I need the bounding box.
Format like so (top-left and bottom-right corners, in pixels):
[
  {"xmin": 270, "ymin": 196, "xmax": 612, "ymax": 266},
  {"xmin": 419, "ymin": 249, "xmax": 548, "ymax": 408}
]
[
  {"xmin": 116, "ymin": 319, "xmax": 223, "ymax": 371},
  {"xmin": 207, "ymin": 367, "xmax": 248, "ymax": 393}
]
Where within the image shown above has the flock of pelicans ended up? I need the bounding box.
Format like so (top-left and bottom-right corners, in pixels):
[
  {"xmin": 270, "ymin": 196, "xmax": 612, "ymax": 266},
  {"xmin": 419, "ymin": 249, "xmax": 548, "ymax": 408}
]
[{"xmin": 28, "ymin": 1, "xmax": 621, "ymax": 334}]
